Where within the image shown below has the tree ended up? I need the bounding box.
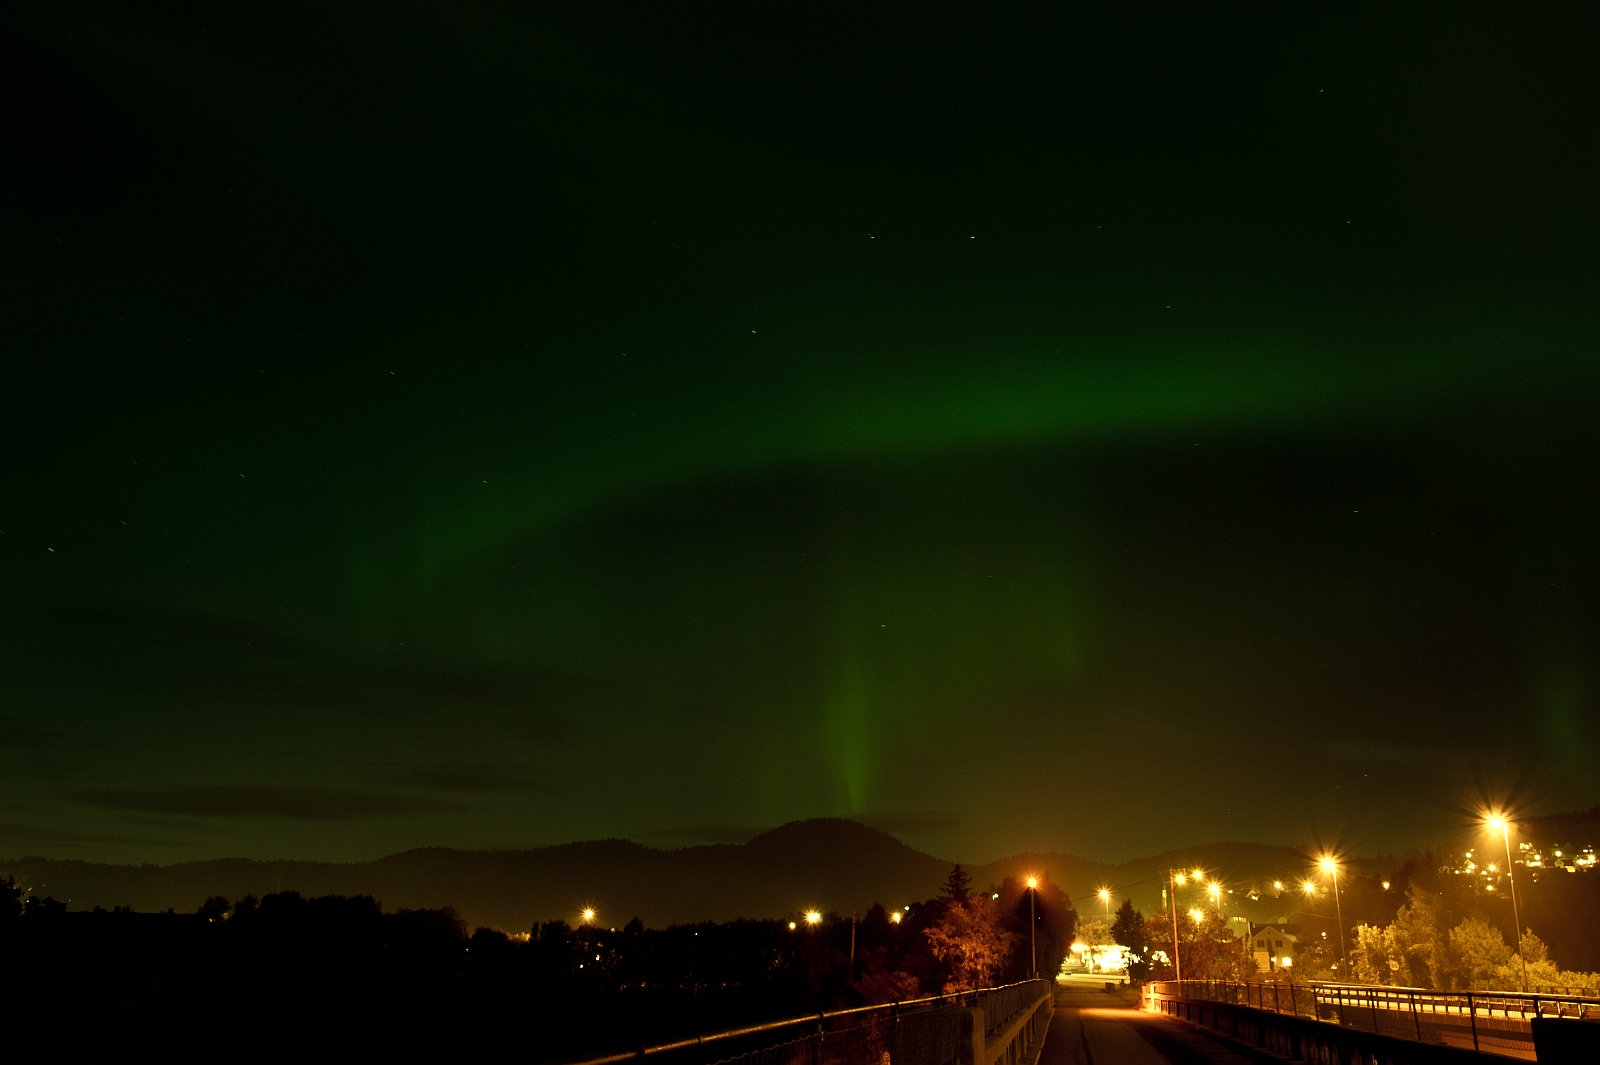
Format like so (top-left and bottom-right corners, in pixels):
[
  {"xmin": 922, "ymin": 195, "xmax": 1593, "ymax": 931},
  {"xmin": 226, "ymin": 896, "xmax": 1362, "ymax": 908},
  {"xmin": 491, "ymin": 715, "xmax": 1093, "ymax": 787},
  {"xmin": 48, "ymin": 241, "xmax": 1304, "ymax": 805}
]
[
  {"xmin": 0, "ymin": 875, "xmax": 20, "ymax": 921},
  {"xmin": 925, "ymin": 896, "xmax": 1017, "ymax": 991},
  {"xmin": 1350, "ymin": 922, "xmax": 1409, "ymax": 986},
  {"xmin": 1142, "ymin": 906, "xmax": 1255, "ymax": 981},
  {"xmin": 1111, "ymin": 900, "xmax": 1150, "ymax": 981},
  {"xmin": 197, "ymin": 896, "xmax": 232, "ymax": 921},
  {"xmin": 942, "ymin": 864, "xmax": 972, "ymax": 902},
  {"xmin": 1450, "ymin": 918, "xmax": 1512, "ymax": 990}
]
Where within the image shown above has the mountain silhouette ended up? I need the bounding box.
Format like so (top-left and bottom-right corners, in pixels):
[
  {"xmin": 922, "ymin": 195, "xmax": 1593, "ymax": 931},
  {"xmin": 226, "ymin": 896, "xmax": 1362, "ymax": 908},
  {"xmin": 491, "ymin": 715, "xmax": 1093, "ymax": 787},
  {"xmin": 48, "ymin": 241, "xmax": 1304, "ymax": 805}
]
[{"xmin": 2, "ymin": 818, "xmax": 1322, "ymax": 929}]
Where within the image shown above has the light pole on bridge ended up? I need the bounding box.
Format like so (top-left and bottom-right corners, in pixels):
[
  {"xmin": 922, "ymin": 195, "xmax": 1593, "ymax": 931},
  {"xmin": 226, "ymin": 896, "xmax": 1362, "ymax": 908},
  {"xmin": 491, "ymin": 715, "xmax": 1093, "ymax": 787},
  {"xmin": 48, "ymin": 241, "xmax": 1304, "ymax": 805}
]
[
  {"xmin": 1319, "ymin": 856, "xmax": 1346, "ymax": 972},
  {"xmin": 1025, "ymin": 876, "xmax": 1038, "ymax": 978},
  {"xmin": 1487, "ymin": 813, "xmax": 1529, "ymax": 993}
]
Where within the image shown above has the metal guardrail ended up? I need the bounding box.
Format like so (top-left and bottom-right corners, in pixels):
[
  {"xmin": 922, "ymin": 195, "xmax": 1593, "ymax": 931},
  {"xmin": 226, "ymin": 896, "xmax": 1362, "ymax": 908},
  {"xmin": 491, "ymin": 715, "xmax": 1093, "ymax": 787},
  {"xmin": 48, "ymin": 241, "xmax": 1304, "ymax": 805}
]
[
  {"xmin": 1149, "ymin": 979, "xmax": 1600, "ymax": 1060},
  {"xmin": 562, "ymin": 979, "xmax": 1053, "ymax": 1065}
]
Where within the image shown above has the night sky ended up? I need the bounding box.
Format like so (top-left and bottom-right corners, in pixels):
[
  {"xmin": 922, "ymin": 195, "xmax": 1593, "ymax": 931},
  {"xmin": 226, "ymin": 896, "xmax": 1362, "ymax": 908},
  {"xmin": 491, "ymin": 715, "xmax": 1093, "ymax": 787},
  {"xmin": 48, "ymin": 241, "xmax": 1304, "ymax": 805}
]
[{"xmin": 4, "ymin": 4, "xmax": 1598, "ymax": 866}]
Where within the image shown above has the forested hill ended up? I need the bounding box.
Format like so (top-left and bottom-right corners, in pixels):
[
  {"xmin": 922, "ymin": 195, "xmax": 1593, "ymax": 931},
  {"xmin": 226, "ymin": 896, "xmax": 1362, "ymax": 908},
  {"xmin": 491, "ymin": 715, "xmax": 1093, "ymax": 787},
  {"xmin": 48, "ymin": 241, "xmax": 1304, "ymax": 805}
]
[{"xmin": 3, "ymin": 818, "xmax": 1307, "ymax": 930}]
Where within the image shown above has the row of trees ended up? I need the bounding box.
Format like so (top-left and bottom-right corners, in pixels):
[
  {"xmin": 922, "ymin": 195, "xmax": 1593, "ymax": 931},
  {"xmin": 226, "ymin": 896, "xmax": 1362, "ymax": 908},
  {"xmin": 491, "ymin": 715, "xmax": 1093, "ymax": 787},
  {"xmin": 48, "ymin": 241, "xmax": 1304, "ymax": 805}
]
[
  {"xmin": 1339, "ymin": 886, "xmax": 1600, "ymax": 993},
  {"xmin": 0, "ymin": 866, "xmax": 1074, "ymax": 1062}
]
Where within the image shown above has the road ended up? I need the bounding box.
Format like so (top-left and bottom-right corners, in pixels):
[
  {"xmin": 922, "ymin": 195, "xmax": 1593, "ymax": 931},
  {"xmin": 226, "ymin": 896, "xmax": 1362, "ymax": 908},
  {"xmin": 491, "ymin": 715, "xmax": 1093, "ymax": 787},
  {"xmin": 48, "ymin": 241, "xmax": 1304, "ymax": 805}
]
[{"xmin": 1037, "ymin": 982, "xmax": 1267, "ymax": 1065}]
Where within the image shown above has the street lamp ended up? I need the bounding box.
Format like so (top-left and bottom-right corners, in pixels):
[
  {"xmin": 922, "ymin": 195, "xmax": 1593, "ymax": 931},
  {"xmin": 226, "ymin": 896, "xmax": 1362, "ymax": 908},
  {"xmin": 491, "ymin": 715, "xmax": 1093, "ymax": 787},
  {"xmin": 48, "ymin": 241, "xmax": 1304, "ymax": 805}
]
[
  {"xmin": 1026, "ymin": 876, "xmax": 1039, "ymax": 978},
  {"xmin": 1167, "ymin": 868, "xmax": 1184, "ymax": 982},
  {"xmin": 580, "ymin": 908, "xmax": 596, "ymax": 924},
  {"xmin": 804, "ymin": 910, "xmax": 822, "ymax": 926},
  {"xmin": 1487, "ymin": 813, "xmax": 1529, "ymax": 993},
  {"xmin": 1098, "ymin": 888, "xmax": 1111, "ymax": 918},
  {"xmin": 1318, "ymin": 856, "xmax": 1346, "ymax": 970}
]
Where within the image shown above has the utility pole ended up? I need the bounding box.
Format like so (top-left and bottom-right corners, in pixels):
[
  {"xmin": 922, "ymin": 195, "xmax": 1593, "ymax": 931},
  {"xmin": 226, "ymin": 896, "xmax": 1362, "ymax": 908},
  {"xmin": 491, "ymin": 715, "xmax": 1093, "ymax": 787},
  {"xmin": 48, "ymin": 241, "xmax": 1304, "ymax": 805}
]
[{"xmin": 850, "ymin": 912, "xmax": 857, "ymax": 976}]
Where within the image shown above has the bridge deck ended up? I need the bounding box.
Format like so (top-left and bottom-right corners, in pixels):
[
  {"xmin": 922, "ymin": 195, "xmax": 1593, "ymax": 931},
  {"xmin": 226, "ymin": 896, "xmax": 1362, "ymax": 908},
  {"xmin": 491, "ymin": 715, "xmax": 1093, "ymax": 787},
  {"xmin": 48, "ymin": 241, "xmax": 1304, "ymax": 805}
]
[{"xmin": 1039, "ymin": 985, "xmax": 1259, "ymax": 1065}]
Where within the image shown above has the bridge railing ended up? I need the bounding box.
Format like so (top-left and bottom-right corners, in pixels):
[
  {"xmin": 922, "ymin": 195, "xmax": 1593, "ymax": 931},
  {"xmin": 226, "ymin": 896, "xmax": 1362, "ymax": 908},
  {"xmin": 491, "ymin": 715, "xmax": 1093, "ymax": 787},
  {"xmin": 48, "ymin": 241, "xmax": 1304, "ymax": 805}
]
[
  {"xmin": 1148, "ymin": 979, "xmax": 1600, "ymax": 1060},
  {"xmin": 562, "ymin": 979, "xmax": 1054, "ymax": 1065}
]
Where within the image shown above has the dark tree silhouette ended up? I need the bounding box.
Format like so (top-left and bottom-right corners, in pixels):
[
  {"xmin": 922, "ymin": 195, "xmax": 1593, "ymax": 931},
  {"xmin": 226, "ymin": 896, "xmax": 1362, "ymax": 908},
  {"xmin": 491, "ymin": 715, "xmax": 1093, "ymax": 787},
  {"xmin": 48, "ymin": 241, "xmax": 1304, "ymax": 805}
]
[
  {"xmin": 197, "ymin": 895, "xmax": 232, "ymax": 921},
  {"xmin": 1111, "ymin": 899, "xmax": 1150, "ymax": 980},
  {"xmin": 942, "ymin": 864, "xmax": 972, "ymax": 901}
]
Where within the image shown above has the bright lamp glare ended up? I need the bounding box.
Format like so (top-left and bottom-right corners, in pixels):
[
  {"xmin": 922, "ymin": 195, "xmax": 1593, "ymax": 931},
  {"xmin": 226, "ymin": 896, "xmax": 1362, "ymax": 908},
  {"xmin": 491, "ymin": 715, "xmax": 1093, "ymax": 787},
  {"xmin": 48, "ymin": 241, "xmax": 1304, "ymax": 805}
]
[
  {"xmin": 804, "ymin": 910, "xmax": 822, "ymax": 925},
  {"xmin": 1026, "ymin": 876, "xmax": 1039, "ymax": 889}
]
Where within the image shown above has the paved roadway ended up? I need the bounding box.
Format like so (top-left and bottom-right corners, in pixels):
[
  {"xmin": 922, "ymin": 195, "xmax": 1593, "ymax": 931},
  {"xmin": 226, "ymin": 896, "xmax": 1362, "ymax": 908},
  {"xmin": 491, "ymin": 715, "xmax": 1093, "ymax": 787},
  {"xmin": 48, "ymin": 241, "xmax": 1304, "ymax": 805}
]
[{"xmin": 1037, "ymin": 981, "xmax": 1268, "ymax": 1065}]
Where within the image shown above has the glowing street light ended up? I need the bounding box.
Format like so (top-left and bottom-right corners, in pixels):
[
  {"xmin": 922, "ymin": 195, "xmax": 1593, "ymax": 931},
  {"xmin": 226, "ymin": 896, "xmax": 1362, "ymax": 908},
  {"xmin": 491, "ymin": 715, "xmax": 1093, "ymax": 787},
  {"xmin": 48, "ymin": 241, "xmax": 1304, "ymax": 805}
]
[
  {"xmin": 1486, "ymin": 811, "xmax": 1529, "ymax": 993},
  {"xmin": 1318, "ymin": 855, "xmax": 1346, "ymax": 968},
  {"xmin": 1098, "ymin": 888, "xmax": 1111, "ymax": 918},
  {"xmin": 1207, "ymin": 882, "xmax": 1221, "ymax": 905},
  {"xmin": 1272, "ymin": 881, "xmax": 1284, "ymax": 892},
  {"xmin": 1192, "ymin": 868, "xmax": 1205, "ymax": 883},
  {"xmin": 889, "ymin": 911, "xmax": 902, "ymax": 925},
  {"xmin": 1301, "ymin": 880, "xmax": 1317, "ymax": 897},
  {"xmin": 804, "ymin": 910, "xmax": 822, "ymax": 925},
  {"xmin": 1025, "ymin": 875, "xmax": 1039, "ymax": 977},
  {"xmin": 580, "ymin": 908, "xmax": 596, "ymax": 924},
  {"xmin": 789, "ymin": 921, "xmax": 797, "ymax": 930}
]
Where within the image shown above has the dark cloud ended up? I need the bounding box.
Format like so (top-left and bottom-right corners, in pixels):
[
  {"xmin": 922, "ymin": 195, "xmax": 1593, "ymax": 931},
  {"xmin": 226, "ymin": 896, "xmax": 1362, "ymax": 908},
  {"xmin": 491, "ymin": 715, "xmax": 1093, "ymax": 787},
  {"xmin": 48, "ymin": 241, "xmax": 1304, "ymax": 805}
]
[
  {"xmin": 0, "ymin": 822, "xmax": 179, "ymax": 846},
  {"xmin": 859, "ymin": 811, "xmax": 962, "ymax": 835},
  {"xmin": 2, "ymin": 598, "xmax": 580, "ymax": 735},
  {"xmin": 66, "ymin": 785, "xmax": 459, "ymax": 821},
  {"xmin": 385, "ymin": 764, "xmax": 549, "ymax": 794}
]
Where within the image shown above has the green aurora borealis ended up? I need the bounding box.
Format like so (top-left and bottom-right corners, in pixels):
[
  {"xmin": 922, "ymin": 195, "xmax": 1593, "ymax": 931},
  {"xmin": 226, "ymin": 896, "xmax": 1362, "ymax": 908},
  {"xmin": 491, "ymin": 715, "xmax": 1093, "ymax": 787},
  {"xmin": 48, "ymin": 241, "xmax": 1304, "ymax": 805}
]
[{"xmin": 3, "ymin": 4, "xmax": 1599, "ymax": 864}]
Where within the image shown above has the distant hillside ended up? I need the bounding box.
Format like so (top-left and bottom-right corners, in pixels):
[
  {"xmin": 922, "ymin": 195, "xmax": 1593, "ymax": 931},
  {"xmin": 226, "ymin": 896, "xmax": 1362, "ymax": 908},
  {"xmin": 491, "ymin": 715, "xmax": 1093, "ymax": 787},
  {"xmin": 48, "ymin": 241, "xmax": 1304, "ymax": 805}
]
[
  {"xmin": 0, "ymin": 819, "xmax": 1322, "ymax": 930},
  {"xmin": 1527, "ymin": 807, "xmax": 1600, "ymax": 843},
  {"xmin": 2, "ymin": 819, "xmax": 952, "ymax": 930}
]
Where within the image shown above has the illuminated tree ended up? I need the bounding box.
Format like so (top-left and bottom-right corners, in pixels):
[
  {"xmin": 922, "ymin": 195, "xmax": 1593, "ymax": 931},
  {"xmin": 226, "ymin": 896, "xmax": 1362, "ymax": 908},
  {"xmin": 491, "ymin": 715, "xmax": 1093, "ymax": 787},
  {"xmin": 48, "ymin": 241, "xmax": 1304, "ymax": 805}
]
[{"xmin": 925, "ymin": 896, "xmax": 1017, "ymax": 991}]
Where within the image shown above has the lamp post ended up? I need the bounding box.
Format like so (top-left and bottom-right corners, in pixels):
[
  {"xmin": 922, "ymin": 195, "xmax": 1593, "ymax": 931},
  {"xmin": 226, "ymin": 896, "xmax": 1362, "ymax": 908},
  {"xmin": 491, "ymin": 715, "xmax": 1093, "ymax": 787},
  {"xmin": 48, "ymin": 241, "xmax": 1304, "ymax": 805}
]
[
  {"xmin": 1098, "ymin": 888, "xmax": 1111, "ymax": 919},
  {"xmin": 1487, "ymin": 814, "xmax": 1529, "ymax": 993},
  {"xmin": 1319, "ymin": 857, "xmax": 1346, "ymax": 971},
  {"xmin": 1167, "ymin": 869, "xmax": 1184, "ymax": 982},
  {"xmin": 1025, "ymin": 876, "xmax": 1039, "ymax": 978}
]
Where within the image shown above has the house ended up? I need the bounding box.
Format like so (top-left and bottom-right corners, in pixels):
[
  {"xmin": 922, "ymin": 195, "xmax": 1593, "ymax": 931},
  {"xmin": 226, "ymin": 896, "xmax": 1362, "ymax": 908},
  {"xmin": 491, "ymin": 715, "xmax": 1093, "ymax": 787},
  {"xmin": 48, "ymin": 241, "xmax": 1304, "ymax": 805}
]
[{"xmin": 1250, "ymin": 919, "xmax": 1299, "ymax": 973}]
